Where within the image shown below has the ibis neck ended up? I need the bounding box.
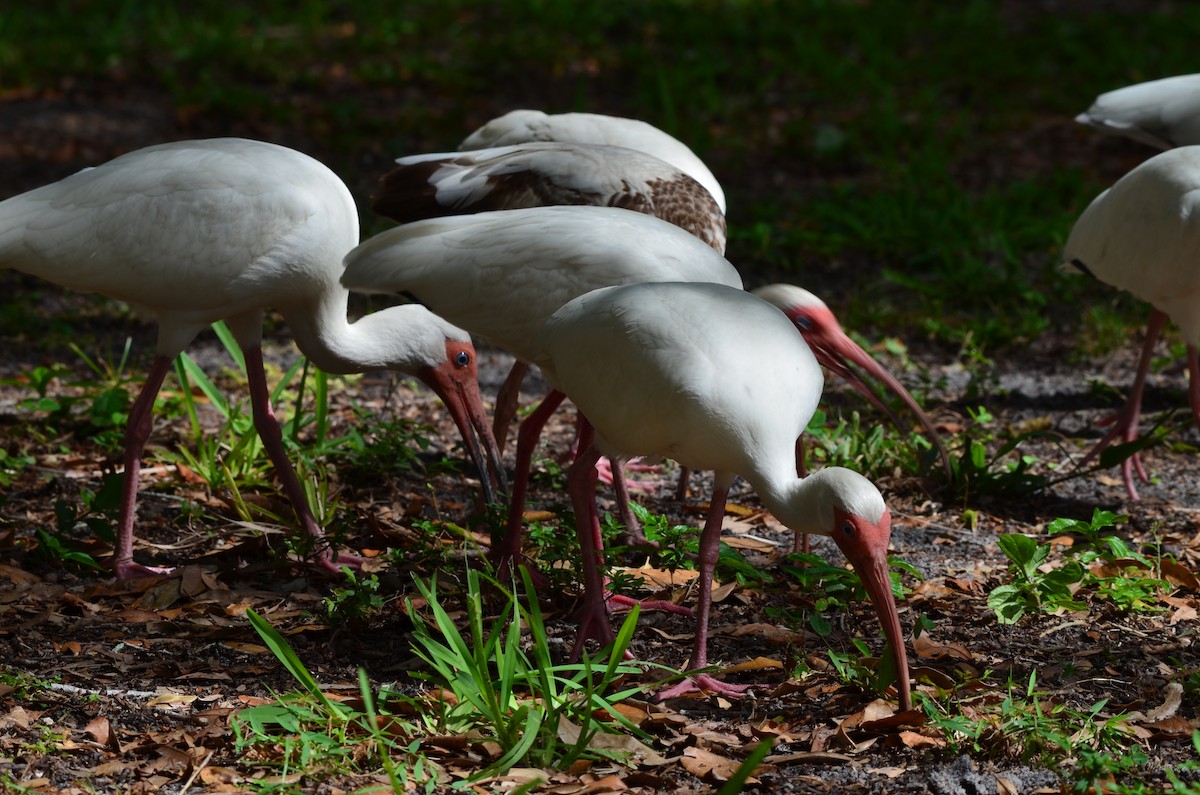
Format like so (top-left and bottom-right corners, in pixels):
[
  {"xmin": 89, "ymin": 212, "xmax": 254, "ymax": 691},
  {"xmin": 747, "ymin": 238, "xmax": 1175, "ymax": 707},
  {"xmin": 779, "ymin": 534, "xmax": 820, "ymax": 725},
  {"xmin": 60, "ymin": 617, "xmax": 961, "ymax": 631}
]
[{"xmin": 282, "ymin": 288, "xmax": 431, "ymax": 375}]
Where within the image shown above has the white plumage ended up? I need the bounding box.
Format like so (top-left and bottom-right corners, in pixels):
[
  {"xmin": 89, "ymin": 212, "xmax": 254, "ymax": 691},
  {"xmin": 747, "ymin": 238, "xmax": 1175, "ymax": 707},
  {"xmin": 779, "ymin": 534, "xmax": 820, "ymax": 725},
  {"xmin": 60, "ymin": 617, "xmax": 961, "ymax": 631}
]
[
  {"xmin": 537, "ymin": 282, "xmax": 910, "ymax": 705},
  {"xmin": 1064, "ymin": 146, "xmax": 1200, "ymax": 498},
  {"xmin": 459, "ymin": 109, "xmax": 727, "ymax": 214},
  {"xmin": 0, "ymin": 137, "xmax": 503, "ymax": 577},
  {"xmin": 342, "ymin": 204, "xmax": 742, "ymax": 570},
  {"xmin": 374, "ymin": 142, "xmax": 727, "ymax": 253},
  {"xmin": 1077, "ymin": 74, "xmax": 1200, "ymax": 150}
]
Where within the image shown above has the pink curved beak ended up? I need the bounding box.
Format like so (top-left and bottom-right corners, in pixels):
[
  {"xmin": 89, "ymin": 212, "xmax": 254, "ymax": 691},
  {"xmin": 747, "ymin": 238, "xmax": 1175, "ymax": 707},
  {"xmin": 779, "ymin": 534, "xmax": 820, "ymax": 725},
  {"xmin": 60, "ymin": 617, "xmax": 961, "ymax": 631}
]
[
  {"xmin": 420, "ymin": 359, "xmax": 508, "ymax": 505},
  {"xmin": 804, "ymin": 318, "xmax": 951, "ymax": 480},
  {"xmin": 831, "ymin": 508, "xmax": 912, "ymax": 712}
]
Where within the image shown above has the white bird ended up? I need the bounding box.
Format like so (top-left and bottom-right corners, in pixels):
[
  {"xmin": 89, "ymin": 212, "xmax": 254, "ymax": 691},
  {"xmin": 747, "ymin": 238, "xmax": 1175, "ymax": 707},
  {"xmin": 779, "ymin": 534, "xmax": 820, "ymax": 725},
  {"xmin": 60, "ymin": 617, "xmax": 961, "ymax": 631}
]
[
  {"xmin": 371, "ymin": 139, "xmax": 727, "ymax": 484},
  {"xmin": 1063, "ymin": 146, "xmax": 1200, "ymax": 499},
  {"xmin": 1076, "ymin": 74, "xmax": 1200, "ymax": 150},
  {"xmin": 459, "ymin": 109, "xmax": 726, "ymax": 213},
  {"xmin": 0, "ymin": 137, "xmax": 504, "ymax": 579},
  {"xmin": 1076, "ymin": 76, "xmax": 1200, "ymax": 497},
  {"xmin": 372, "ymin": 142, "xmax": 727, "ymax": 253},
  {"xmin": 536, "ymin": 281, "xmax": 911, "ymax": 705},
  {"xmin": 342, "ymin": 205, "xmax": 743, "ymax": 574}
]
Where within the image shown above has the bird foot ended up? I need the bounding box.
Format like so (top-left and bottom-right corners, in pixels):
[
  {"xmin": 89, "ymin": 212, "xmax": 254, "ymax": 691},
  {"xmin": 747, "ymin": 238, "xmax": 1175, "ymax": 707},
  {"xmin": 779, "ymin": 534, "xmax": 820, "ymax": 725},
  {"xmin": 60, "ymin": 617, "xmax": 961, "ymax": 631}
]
[
  {"xmin": 316, "ymin": 551, "xmax": 366, "ymax": 576},
  {"xmin": 111, "ymin": 560, "xmax": 174, "ymax": 580},
  {"xmin": 656, "ymin": 673, "xmax": 756, "ymax": 701},
  {"xmin": 1080, "ymin": 414, "xmax": 1149, "ymax": 500},
  {"xmin": 594, "ymin": 457, "xmax": 670, "ymax": 492},
  {"xmin": 608, "ymin": 593, "xmax": 693, "ymax": 617}
]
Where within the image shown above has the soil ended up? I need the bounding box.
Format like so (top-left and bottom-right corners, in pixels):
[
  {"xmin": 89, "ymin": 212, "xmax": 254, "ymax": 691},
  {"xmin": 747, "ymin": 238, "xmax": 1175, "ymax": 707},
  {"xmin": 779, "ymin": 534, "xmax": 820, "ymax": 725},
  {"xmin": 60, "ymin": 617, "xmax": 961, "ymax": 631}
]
[{"xmin": 0, "ymin": 82, "xmax": 1198, "ymax": 794}]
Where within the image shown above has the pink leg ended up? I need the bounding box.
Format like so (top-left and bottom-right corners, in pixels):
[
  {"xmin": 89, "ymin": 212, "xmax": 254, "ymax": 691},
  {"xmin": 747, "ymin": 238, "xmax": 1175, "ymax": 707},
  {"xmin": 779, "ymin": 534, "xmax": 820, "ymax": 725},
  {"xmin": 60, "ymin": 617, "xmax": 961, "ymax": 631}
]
[
  {"xmin": 1081, "ymin": 308, "xmax": 1165, "ymax": 500},
  {"xmin": 493, "ymin": 389, "xmax": 566, "ymax": 573},
  {"xmin": 243, "ymin": 346, "xmax": 362, "ymax": 574},
  {"xmin": 566, "ymin": 436, "xmax": 617, "ymax": 658},
  {"xmin": 492, "ymin": 361, "xmax": 529, "ymax": 453},
  {"xmin": 111, "ymin": 355, "xmax": 175, "ymax": 579},
  {"xmin": 657, "ymin": 478, "xmax": 753, "ymax": 699}
]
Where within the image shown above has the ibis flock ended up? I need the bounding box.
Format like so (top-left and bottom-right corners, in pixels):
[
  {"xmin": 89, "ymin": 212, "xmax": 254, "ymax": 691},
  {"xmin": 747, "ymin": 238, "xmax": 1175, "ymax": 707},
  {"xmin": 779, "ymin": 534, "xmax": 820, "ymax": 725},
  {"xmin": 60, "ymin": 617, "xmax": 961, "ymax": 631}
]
[{"xmin": 2, "ymin": 74, "xmax": 1197, "ymax": 707}]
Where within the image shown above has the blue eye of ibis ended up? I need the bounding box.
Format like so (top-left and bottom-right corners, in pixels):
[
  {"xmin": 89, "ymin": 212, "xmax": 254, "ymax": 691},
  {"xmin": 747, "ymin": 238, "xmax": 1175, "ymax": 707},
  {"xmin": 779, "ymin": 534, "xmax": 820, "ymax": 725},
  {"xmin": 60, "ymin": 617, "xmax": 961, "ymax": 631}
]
[{"xmin": 454, "ymin": 351, "xmax": 470, "ymax": 367}]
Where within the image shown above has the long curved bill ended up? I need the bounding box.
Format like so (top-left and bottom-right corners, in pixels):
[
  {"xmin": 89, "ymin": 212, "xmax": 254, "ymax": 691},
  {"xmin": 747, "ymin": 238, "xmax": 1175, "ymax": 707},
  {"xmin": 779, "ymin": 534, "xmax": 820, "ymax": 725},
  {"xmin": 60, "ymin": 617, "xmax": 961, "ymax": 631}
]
[
  {"xmin": 808, "ymin": 328, "xmax": 951, "ymax": 480},
  {"xmin": 831, "ymin": 510, "xmax": 913, "ymax": 712},
  {"xmin": 422, "ymin": 362, "xmax": 508, "ymax": 505}
]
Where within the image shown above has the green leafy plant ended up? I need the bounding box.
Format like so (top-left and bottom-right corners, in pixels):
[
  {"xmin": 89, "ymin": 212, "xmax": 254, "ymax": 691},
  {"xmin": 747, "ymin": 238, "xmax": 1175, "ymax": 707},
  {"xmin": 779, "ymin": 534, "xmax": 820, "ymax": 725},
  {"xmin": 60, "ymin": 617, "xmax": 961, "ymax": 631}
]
[
  {"xmin": 920, "ymin": 672, "xmax": 1139, "ymax": 770},
  {"xmin": 989, "ymin": 510, "xmax": 1173, "ymax": 623},
  {"xmin": 406, "ymin": 567, "xmax": 654, "ymax": 778},
  {"xmin": 988, "ymin": 533, "xmax": 1086, "ymax": 624},
  {"xmin": 322, "ymin": 569, "xmax": 387, "ymax": 625}
]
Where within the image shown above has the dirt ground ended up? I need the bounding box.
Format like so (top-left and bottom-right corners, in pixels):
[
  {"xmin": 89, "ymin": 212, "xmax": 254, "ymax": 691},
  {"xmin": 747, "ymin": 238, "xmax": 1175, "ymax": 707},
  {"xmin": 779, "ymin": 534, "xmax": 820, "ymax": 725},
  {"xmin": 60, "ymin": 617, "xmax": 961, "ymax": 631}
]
[{"xmin": 1, "ymin": 84, "xmax": 1199, "ymax": 794}]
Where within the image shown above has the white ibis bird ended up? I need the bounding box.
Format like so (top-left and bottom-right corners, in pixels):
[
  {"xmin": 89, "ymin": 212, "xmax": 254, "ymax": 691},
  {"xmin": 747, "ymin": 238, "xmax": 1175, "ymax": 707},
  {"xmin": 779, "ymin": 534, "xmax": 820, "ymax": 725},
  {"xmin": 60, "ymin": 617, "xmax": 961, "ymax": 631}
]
[
  {"xmin": 372, "ymin": 142, "xmax": 727, "ymax": 254},
  {"xmin": 1063, "ymin": 145, "xmax": 1200, "ymax": 499},
  {"xmin": 0, "ymin": 138, "xmax": 504, "ymax": 579},
  {"xmin": 536, "ymin": 281, "xmax": 910, "ymax": 705},
  {"xmin": 1076, "ymin": 74, "xmax": 1200, "ymax": 150},
  {"xmin": 342, "ymin": 206, "xmax": 742, "ymax": 569},
  {"xmin": 371, "ymin": 139, "xmax": 728, "ymax": 486},
  {"xmin": 1076, "ymin": 76, "xmax": 1200, "ymax": 497},
  {"xmin": 459, "ymin": 109, "xmax": 726, "ymax": 213}
]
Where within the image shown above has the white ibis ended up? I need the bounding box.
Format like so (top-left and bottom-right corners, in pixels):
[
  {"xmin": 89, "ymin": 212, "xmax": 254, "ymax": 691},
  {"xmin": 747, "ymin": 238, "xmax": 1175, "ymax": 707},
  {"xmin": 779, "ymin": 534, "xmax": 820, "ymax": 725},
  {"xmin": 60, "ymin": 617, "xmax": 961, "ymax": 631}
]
[
  {"xmin": 341, "ymin": 205, "xmax": 743, "ymax": 572},
  {"xmin": 1076, "ymin": 76, "xmax": 1200, "ymax": 497},
  {"xmin": 372, "ymin": 142, "xmax": 727, "ymax": 254},
  {"xmin": 371, "ymin": 140, "xmax": 728, "ymax": 485},
  {"xmin": 536, "ymin": 281, "xmax": 910, "ymax": 705},
  {"xmin": 459, "ymin": 109, "xmax": 726, "ymax": 213},
  {"xmin": 1076, "ymin": 74, "xmax": 1200, "ymax": 150},
  {"xmin": 0, "ymin": 138, "xmax": 504, "ymax": 579},
  {"xmin": 1063, "ymin": 145, "xmax": 1200, "ymax": 499}
]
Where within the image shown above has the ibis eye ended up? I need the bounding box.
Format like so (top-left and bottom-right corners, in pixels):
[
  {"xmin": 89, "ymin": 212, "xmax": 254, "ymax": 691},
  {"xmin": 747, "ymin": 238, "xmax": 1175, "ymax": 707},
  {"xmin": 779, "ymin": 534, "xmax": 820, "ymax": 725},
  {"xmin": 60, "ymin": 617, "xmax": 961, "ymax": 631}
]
[
  {"xmin": 841, "ymin": 521, "xmax": 855, "ymax": 536},
  {"xmin": 454, "ymin": 351, "xmax": 470, "ymax": 367},
  {"xmin": 793, "ymin": 314, "xmax": 814, "ymax": 331}
]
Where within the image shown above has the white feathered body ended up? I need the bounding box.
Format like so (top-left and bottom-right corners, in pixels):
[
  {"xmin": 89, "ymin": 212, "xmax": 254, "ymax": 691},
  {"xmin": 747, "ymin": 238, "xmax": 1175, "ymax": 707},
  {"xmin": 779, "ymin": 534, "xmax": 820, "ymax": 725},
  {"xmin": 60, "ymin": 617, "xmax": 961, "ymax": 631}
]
[
  {"xmin": 459, "ymin": 109, "xmax": 726, "ymax": 214},
  {"xmin": 1064, "ymin": 146, "xmax": 1200, "ymax": 344},
  {"xmin": 374, "ymin": 142, "xmax": 726, "ymax": 252},
  {"xmin": 341, "ymin": 205, "xmax": 743, "ymax": 363},
  {"xmin": 1077, "ymin": 74, "xmax": 1200, "ymax": 149}
]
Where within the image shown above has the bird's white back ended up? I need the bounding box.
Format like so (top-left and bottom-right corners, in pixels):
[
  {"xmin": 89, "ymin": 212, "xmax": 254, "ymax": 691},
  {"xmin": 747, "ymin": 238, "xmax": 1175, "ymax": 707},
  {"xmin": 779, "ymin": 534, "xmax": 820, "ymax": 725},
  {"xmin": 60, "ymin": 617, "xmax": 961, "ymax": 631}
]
[
  {"xmin": 342, "ymin": 205, "xmax": 742, "ymax": 362},
  {"xmin": 537, "ymin": 282, "xmax": 820, "ymax": 483},
  {"xmin": 459, "ymin": 109, "xmax": 727, "ymax": 213},
  {"xmin": 1077, "ymin": 74, "xmax": 1200, "ymax": 149}
]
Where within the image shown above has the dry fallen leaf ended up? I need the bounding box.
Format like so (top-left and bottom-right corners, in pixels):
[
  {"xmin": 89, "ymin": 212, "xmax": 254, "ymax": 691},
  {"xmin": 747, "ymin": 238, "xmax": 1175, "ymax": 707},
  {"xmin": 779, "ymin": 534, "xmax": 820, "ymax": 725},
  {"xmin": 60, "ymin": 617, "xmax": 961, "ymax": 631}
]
[
  {"xmin": 557, "ymin": 716, "xmax": 667, "ymax": 766},
  {"xmin": 680, "ymin": 746, "xmax": 752, "ymax": 783}
]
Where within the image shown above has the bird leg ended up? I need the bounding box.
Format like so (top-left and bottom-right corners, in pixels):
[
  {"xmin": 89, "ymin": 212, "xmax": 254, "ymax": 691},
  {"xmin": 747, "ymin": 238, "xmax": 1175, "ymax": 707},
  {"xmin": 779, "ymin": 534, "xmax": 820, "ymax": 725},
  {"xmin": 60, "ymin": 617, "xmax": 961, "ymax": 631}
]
[
  {"xmin": 656, "ymin": 479, "xmax": 753, "ymax": 699},
  {"xmin": 111, "ymin": 355, "xmax": 175, "ymax": 579},
  {"xmin": 567, "ymin": 441, "xmax": 618, "ymax": 658},
  {"xmin": 1080, "ymin": 308, "xmax": 1165, "ymax": 499},
  {"xmin": 243, "ymin": 346, "xmax": 362, "ymax": 574},
  {"xmin": 493, "ymin": 389, "xmax": 566, "ymax": 574},
  {"xmin": 492, "ymin": 360, "xmax": 530, "ymax": 453}
]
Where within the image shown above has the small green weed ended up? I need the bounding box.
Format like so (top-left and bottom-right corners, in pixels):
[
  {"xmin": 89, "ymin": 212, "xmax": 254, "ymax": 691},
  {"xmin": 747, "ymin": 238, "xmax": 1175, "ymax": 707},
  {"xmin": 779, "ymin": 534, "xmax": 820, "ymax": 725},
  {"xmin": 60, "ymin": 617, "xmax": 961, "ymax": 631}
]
[
  {"xmin": 988, "ymin": 510, "xmax": 1172, "ymax": 624},
  {"xmin": 322, "ymin": 569, "xmax": 386, "ymax": 626},
  {"xmin": 920, "ymin": 672, "xmax": 1139, "ymax": 770}
]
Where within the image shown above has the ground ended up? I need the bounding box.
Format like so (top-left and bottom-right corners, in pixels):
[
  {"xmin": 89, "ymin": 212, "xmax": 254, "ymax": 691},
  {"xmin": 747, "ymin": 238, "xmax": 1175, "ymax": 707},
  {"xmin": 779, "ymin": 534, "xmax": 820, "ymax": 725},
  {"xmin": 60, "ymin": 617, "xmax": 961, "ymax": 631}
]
[{"xmin": 1, "ymin": 81, "xmax": 1199, "ymax": 794}]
